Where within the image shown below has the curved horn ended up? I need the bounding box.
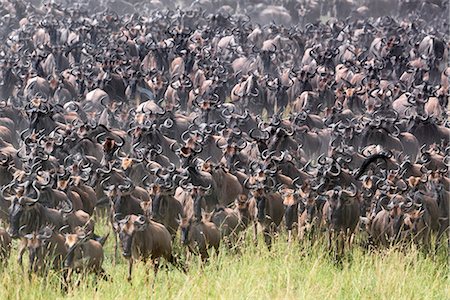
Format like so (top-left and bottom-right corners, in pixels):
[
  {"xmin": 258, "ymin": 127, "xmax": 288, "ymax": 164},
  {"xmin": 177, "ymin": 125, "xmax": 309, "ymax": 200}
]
[
  {"xmin": 346, "ymin": 183, "xmax": 357, "ymax": 197},
  {"xmin": 327, "ymin": 162, "xmax": 341, "ymax": 177}
]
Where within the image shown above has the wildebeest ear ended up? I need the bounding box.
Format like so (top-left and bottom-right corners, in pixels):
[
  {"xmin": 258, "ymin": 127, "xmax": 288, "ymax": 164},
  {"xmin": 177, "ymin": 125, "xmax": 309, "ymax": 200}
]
[{"xmin": 417, "ymin": 209, "xmax": 425, "ymax": 218}]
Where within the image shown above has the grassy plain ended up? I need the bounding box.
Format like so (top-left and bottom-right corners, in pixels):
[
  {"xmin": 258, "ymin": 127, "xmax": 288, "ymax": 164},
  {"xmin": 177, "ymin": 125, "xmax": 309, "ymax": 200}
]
[{"xmin": 0, "ymin": 217, "xmax": 448, "ymax": 300}]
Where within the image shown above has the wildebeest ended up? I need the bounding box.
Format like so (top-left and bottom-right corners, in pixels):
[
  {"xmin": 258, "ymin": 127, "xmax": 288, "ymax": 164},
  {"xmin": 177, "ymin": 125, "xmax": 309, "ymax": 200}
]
[
  {"xmin": 322, "ymin": 185, "xmax": 360, "ymax": 257},
  {"xmin": 116, "ymin": 214, "xmax": 179, "ymax": 281},
  {"xmin": 180, "ymin": 216, "xmax": 220, "ymax": 262},
  {"xmin": 64, "ymin": 228, "xmax": 109, "ymax": 282},
  {"xmin": 24, "ymin": 226, "xmax": 67, "ymax": 278},
  {"xmin": 208, "ymin": 206, "xmax": 240, "ymax": 247},
  {"xmin": 0, "ymin": 0, "xmax": 447, "ymax": 285}
]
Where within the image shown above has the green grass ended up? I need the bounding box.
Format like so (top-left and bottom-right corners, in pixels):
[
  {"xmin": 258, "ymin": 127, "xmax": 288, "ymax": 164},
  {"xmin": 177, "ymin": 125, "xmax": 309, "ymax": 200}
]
[{"xmin": 1, "ymin": 217, "xmax": 448, "ymax": 300}]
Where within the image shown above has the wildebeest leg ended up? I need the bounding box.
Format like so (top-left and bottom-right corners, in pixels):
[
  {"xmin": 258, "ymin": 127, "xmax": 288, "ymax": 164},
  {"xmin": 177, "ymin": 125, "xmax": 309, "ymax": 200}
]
[
  {"xmin": 328, "ymin": 229, "xmax": 333, "ymax": 253},
  {"xmin": 112, "ymin": 230, "xmax": 118, "ymax": 266},
  {"xmin": 435, "ymin": 218, "xmax": 449, "ymax": 251},
  {"xmin": 168, "ymin": 254, "xmax": 186, "ymax": 273},
  {"xmin": 253, "ymin": 221, "xmax": 258, "ymax": 245},
  {"xmin": 298, "ymin": 224, "xmax": 304, "ymax": 242},
  {"xmin": 61, "ymin": 269, "xmax": 69, "ymax": 293},
  {"xmin": 311, "ymin": 225, "xmax": 317, "ymax": 245},
  {"xmin": 422, "ymin": 228, "xmax": 431, "ymax": 253},
  {"xmin": 66, "ymin": 268, "xmax": 73, "ymax": 287},
  {"xmin": 348, "ymin": 230, "xmax": 355, "ymax": 251},
  {"xmin": 424, "ymin": 232, "xmax": 431, "ymax": 254},
  {"xmin": 27, "ymin": 257, "xmax": 35, "ymax": 281},
  {"xmin": 185, "ymin": 248, "xmax": 191, "ymax": 262},
  {"xmin": 200, "ymin": 249, "xmax": 209, "ymax": 263},
  {"xmin": 98, "ymin": 268, "xmax": 108, "ymax": 281},
  {"xmin": 263, "ymin": 228, "xmax": 272, "ymax": 250},
  {"xmin": 17, "ymin": 238, "xmax": 27, "ymax": 271},
  {"xmin": 338, "ymin": 231, "xmax": 345, "ymax": 257},
  {"xmin": 153, "ymin": 258, "xmax": 160, "ymax": 277},
  {"xmin": 127, "ymin": 258, "xmax": 133, "ymax": 282}
]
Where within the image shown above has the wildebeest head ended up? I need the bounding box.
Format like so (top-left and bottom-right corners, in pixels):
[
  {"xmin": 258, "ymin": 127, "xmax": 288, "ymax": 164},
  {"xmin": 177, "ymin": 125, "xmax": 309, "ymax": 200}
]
[
  {"xmin": 24, "ymin": 226, "xmax": 53, "ymax": 274},
  {"xmin": 235, "ymin": 194, "xmax": 249, "ymax": 211},
  {"xmin": 253, "ymin": 187, "xmax": 267, "ymax": 223},
  {"xmin": 327, "ymin": 184, "xmax": 357, "ymax": 228},
  {"xmin": 64, "ymin": 229, "xmax": 86, "ymax": 267},
  {"xmin": 281, "ymin": 188, "xmax": 298, "ymax": 231},
  {"xmin": 25, "ymin": 98, "xmax": 56, "ymax": 134},
  {"xmin": 116, "ymin": 214, "xmax": 147, "ymax": 258},
  {"xmin": 103, "ymin": 178, "xmax": 134, "ymax": 215},
  {"xmin": 4, "ymin": 182, "xmax": 40, "ymax": 238},
  {"xmin": 148, "ymin": 184, "xmax": 163, "ymax": 219},
  {"xmin": 179, "ymin": 217, "xmax": 192, "ymax": 246},
  {"xmin": 401, "ymin": 201, "xmax": 425, "ymax": 236},
  {"xmin": 304, "ymin": 196, "xmax": 321, "ymax": 225}
]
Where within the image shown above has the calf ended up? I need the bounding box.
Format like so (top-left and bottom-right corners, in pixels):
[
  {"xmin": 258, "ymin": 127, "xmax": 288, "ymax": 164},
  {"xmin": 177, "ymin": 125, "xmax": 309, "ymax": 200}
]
[
  {"xmin": 6, "ymin": 194, "xmax": 69, "ymax": 268},
  {"xmin": 251, "ymin": 188, "xmax": 285, "ymax": 249},
  {"xmin": 298, "ymin": 195, "xmax": 325, "ymax": 243},
  {"xmin": 64, "ymin": 228, "xmax": 109, "ymax": 282},
  {"xmin": 180, "ymin": 217, "xmax": 220, "ymax": 262},
  {"xmin": 235, "ymin": 194, "xmax": 254, "ymax": 230},
  {"xmin": 428, "ymin": 172, "xmax": 449, "ymax": 248},
  {"xmin": 116, "ymin": 214, "xmax": 177, "ymax": 281},
  {"xmin": 24, "ymin": 226, "xmax": 67, "ymax": 278},
  {"xmin": 400, "ymin": 202, "xmax": 430, "ymax": 248},
  {"xmin": 104, "ymin": 182, "xmax": 144, "ymax": 263},
  {"xmin": 369, "ymin": 197, "xmax": 404, "ymax": 247},
  {"xmin": 209, "ymin": 206, "xmax": 240, "ymax": 247},
  {"xmin": 145, "ymin": 184, "xmax": 183, "ymax": 238}
]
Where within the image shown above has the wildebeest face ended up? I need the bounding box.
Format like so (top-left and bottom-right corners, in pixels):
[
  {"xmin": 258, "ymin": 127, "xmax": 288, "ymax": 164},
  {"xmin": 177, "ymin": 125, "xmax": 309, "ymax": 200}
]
[
  {"xmin": 140, "ymin": 201, "xmax": 152, "ymax": 217},
  {"xmin": 118, "ymin": 226, "xmax": 134, "ymax": 258},
  {"xmin": 25, "ymin": 234, "xmax": 40, "ymax": 269},
  {"xmin": 180, "ymin": 218, "xmax": 191, "ymax": 246},
  {"xmin": 305, "ymin": 199, "xmax": 317, "ymax": 224},
  {"xmin": 256, "ymin": 195, "xmax": 266, "ymax": 223},
  {"xmin": 284, "ymin": 204, "xmax": 296, "ymax": 230},
  {"xmin": 118, "ymin": 216, "xmax": 146, "ymax": 258},
  {"xmin": 107, "ymin": 187, "xmax": 123, "ymax": 214},
  {"xmin": 403, "ymin": 209, "xmax": 424, "ymax": 234},
  {"xmin": 9, "ymin": 199, "xmax": 28, "ymax": 237},
  {"xmin": 328, "ymin": 189, "xmax": 343, "ymax": 226},
  {"xmin": 283, "ymin": 190, "xmax": 297, "ymax": 230},
  {"xmin": 235, "ymin": 194, "xmax": 249, "ymax": 211},
  {"xmin": 25, "ymin": 233, "xmax": 48, "ymax": 273},
  {"xmin": 151, "ymin": 193, "xmax": 162, "ymax": 219},
  {"xmin": 64, "ymin": 234, "xmax": 80, "ymax": 267}
]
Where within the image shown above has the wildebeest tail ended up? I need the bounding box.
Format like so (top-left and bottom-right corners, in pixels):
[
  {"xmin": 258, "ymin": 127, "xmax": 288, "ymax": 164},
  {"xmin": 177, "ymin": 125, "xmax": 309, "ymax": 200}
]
[{"xmin": 354, "ymin": 152, "xmax": 391, "ymax": 179}]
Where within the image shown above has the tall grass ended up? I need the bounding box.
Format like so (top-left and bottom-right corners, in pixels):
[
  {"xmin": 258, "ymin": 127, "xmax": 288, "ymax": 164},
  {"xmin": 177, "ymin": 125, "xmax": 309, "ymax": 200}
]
[{"xmin": 0, "ymin": 217, "xmax": 448, "ymax": 300}]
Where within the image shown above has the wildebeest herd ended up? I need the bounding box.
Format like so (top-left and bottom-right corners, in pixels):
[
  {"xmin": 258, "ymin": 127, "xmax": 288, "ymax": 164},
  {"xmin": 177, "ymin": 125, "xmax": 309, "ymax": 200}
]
[{"xmin": 0, "ymin": 0, "xmax": 448, "ymax": 286}]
